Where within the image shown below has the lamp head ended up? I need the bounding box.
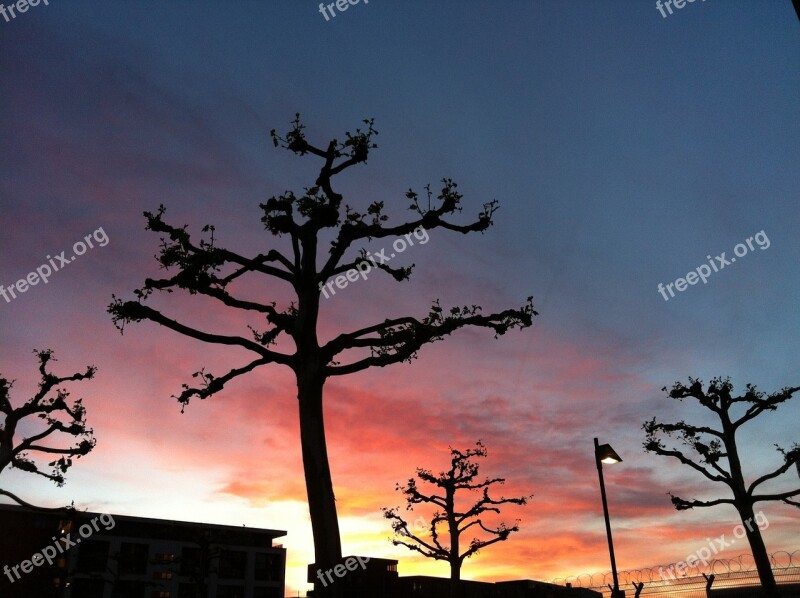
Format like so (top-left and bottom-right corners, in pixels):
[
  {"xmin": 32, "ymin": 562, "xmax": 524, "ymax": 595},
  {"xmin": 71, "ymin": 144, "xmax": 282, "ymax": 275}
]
[{"xmin": 596, "ymin": 443, "xmax": 622, "ymax": 465}]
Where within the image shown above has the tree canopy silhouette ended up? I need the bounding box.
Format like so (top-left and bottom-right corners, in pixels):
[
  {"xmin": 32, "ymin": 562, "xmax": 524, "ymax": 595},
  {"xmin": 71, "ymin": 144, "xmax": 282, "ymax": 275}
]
[
  {"xmin": 644, "ymin": 376, "xmax": 800, "ymax": 597},
  {"xmin": 383, "ymin": 441, "xmax": 532, "ymax": 598},
  {"xmin": 0, "ymin": 349, "xmax": 96, "ymax": 511},
  {"xmin": 108, "ymin": 114, "xmax": 536, "ymax": 597}
]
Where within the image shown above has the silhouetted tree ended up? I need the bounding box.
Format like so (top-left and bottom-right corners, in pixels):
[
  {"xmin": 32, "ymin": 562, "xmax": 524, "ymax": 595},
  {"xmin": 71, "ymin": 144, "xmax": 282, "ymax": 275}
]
[
  {"xmin": 108, "ymin": 115, "xmax": 536, "ymax": 597},
  {"xmin": 644, "ymin": 377, "xmax": 800, "ymax": 597},
  {"xmin": 382, "ymin": 441, "xmax": 532, "ymax": 598},
  {"xmin": 0, "ymin": 349, "xmax": 96, "ymax": 510}
]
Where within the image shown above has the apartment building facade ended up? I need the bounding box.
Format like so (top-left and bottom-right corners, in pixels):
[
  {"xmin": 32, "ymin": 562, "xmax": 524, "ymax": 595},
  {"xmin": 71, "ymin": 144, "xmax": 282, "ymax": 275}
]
[{"xmin": 0, "ymin": 504, "xmax": 286, "ymax": 598}]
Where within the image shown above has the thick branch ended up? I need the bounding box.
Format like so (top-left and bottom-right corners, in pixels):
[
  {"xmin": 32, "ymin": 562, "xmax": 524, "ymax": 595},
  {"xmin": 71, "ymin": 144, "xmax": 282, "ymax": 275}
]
[
  {"xmin": 644, "ymin": 443, "xmax": 730, "ymax": 485},
  {"xmin": 752, "ymin": 488, "xmax": 800, "ymax": 504},
  {"xmin": 734, "ymin": 385, "xmax": 800, "ymax": 429},
  {"xmin": 109, "ymin": 301, "xmax": 293, "ymax": 367},
  {"xmin": 320, "ymin": 181, "xmax": 496, "ymax": 279},
  {"xmin": 143, "ymin": 206, "xmax": 295, "ymax": 283},
  {"xmin": 173, "ymin": 357, "xmax": 275, "ymax": 409},
  {"xmin": 663, "ymin": 378, "xmax": 724, "ymax": 414},
  {"xmin": 12, "ymin": 423, "xmax": 69, "ymax": 456},
  {"xmin": 383, "ymin": 509, "xmax": 444, "ymax": 558},
  {"xmin": 0, "ymin": 489, "xmax": 76, "ymax": 513},
  {"xmin": 670, "ymin": 495, "xmax": 736, "ymax": 510},
  {"xmin": 25, "ymin": 444, "xmax": 87, "ymax": 455},
  {"xmin": 459, "ymin": 520, "xmax": 518, "ymax": 561},
  {"xmin": 748, "ymin": 450, "xmax": 800, "ymax": 495},
  {"xmin": 457, "ymin": 488, "xmax": 530, "ymax": 524},
  {"xmin": 325, "ymin": 299, "xmax": 535, "ymax": 376},
  {"xmin": 216, "ymin": 247, "xmax": 296, "ymax": 281}
]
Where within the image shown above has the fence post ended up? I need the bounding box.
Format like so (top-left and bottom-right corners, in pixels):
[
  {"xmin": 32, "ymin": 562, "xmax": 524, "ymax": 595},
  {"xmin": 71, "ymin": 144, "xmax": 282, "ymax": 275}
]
[{"xmin": 702, "ymin": 573, "xmax": 715, "ymax": 598}]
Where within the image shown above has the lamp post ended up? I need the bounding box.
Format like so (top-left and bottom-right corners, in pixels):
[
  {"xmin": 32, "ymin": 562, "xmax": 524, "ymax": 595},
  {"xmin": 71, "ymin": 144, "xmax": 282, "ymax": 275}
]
[{"xmin": 594, "ymin": 437, "xmax": 623, "ymax": 598}]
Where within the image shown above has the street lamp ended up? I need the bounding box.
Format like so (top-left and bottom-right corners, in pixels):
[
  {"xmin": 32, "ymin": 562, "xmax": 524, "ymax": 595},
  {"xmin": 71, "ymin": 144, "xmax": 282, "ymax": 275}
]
[{"xmin": 594, "ymin": 438, "xmax": 623, "ymax": 598}]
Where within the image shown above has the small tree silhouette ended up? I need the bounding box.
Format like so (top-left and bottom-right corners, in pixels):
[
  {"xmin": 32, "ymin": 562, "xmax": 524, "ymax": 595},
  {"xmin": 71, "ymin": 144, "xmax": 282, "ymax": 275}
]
[
  {"xmin": 644, "ymin": 377, "xmax": 800, "ymax": 597},
  {"xmin": 0, "ymin": 349, "xmax": 96, "ymax": 510},
  {"xmin": 383, "ymin": 441, "xmax": 532, "ymax": 598}
]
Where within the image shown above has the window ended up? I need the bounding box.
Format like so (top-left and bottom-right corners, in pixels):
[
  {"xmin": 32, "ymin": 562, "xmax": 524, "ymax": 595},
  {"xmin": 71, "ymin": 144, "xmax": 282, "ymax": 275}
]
[
  {"xmin": 119, "ymin": 542, "xmax": 150, "ymax": 575},
  {"xmin": 218, "ymin": 550, "xmax": 246, "ymax": 579},
  {"xmin": 254, "ymin": 552, "xmax": 282, "ymax": 581},
  {"xmin": 76, "ymin": 539, "xmax": 110, "ymax": 574},
  {"xmin": 153, "ymin": 571, "xmax": 174, "ymax": 580},
  {"xmin": 153, "ymin": 553, "xmax": 176, "ymax": 564},
  {"xmin": 151, "ymin": 592, "xmax": 171, "ymax": 598},
  {"xmin": 58, "ymin": 519, "xmax": 74, "ymax": 535}
]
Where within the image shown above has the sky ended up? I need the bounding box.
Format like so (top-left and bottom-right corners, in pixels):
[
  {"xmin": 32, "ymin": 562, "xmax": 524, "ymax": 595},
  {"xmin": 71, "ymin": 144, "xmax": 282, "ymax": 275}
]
[{"xmin": 1, "ymin": 1, "xmax": 799, "ymax": 596}]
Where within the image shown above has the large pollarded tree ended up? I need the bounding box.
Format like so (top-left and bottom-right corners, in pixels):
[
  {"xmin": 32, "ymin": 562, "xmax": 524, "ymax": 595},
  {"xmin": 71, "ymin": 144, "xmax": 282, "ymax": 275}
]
[
  {"xmin": 0, "ymin": 349, "xmax": 96, "ymax": 511},
  {"xmin": 108, "ymin": 115, "xmax": 536, "ymax": 597},
  {"xmin": 644, "ymin": 377, "xmax": 800, "ymax": 597}
]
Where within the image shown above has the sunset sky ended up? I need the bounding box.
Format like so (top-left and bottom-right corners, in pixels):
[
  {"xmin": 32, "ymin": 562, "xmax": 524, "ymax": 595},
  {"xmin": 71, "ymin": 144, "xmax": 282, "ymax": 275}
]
[{"xmin": 1, "ymin": 1, "xmax": 799, "ymax": 596}]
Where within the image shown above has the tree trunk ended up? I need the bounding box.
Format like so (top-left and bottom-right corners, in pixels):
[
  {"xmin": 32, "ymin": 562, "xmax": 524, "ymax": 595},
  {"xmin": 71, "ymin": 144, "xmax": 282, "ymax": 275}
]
[
  {"xmin": 722, "ymin": 413, "xmax": 778, "ymax": 598},
  {"xmin": 450, "ymin": 559, "xmax": 462, "ymax": 598},
  {"xmin": 447, "ymin": 483, "xmax": 461, "ymax": 598},
  {"xmin": 297, "ymin": 370, "xmax": 343, "ymax": 597},
  {"xmin": 738, "ymin": 502, "xmax": 778, "ymax": 597}
]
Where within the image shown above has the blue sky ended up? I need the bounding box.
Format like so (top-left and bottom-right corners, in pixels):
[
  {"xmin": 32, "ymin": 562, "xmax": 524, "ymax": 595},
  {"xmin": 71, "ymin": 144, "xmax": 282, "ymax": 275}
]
[{"xmin": 1, "ymin": 1, "xmax": 799, "ymax": 595}]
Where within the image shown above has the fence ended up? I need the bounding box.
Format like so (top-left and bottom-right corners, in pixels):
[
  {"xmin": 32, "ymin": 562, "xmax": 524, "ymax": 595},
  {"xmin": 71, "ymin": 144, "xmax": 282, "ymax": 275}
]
[{"xmin": 550, "ymin": 552, "xmax": 800, "ymax": 598}]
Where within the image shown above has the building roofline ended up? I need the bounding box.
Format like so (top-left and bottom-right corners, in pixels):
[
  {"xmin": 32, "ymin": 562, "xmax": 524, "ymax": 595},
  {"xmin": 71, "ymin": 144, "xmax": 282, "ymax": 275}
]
[{"xmin": 0, "ymin": 502, "xmax": 287, "ymax": 538}]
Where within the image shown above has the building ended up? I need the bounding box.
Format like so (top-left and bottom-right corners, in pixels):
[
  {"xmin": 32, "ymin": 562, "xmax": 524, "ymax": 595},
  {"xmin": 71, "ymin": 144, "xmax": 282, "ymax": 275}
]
[
  {"xmin": 495, "ymin": 579, "xmax": 607, "ymax": 598},
  {"xmin": 306, "ymin": 555, "xmax": 398, "ymax": 597},
  {"xmin": 394, "ymin": 575, "xmax": 604, "ymax": 598},
  {"xmin": 304, "ymin": 555, "xmax": 602, "ymax": 598},
  {"xmin": 0, "ymin": 503, "xmax": 286, "ymax": 598}
]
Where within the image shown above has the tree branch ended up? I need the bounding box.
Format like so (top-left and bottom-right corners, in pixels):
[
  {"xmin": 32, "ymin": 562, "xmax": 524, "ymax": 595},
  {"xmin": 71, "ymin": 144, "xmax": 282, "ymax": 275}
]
[
  {"xmin": 669, "ymin": 495, "xmax": 736, "ymax": 510},
  {"xmin": 109, "ymin": 300, "xmax": 293, "ymax": 367},
  {"xmin": 643, "ymin": 428, "xmax": 730, "ymax": 485},
  {"xmin": 172, "ymin": 357, "xmax": 276, "ymax": 410},
  {"xmin": 0, "ymin": 489, "xmax": 76, "ymax": 513},
  {"xmin": 752, "ymin": 488, "xmax": 800, "ymax": 504},
  {"xmin": 747, "ymin": 446, "xmax": 800, "ymax": 495},
  {"xmin": 734, "ymin": 385, "xmax": 800, "ymax": 429},
  {"xmin": 325, "ymin": 299, "xmax": 535, "ymax": 376}
]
